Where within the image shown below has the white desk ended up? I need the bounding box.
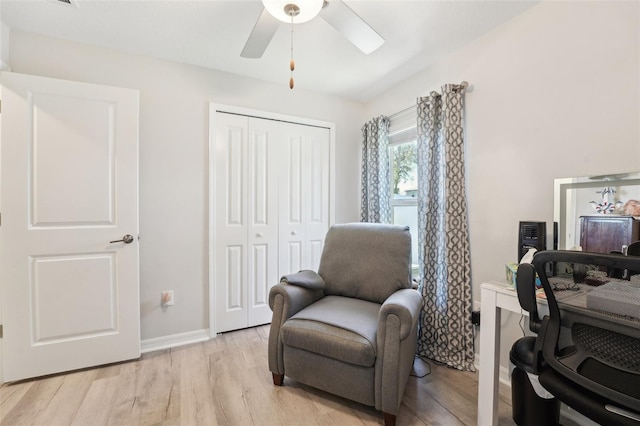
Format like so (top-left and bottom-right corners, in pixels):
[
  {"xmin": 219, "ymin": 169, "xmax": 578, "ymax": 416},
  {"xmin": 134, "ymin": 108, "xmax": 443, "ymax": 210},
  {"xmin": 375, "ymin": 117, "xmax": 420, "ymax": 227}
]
[{"xmin": 477, "ymin": 281, "xmax": 548, "ymax": 426}]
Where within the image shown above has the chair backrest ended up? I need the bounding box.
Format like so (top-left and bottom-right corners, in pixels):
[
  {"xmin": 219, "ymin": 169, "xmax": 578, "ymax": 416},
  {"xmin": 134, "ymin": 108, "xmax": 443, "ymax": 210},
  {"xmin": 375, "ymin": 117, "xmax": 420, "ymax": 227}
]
[
  {"xmin": 515, "ymin": 263, "xmax": 542, "ymax": 333},
  {"xmin": 626, "ymin": 241, "xmax": 640, "ymax": 256},
  {"xmin": 532, "ymin": 250, "xmax": 640, "ymax": 413},
  {"xmin": 317, "ymin": 222, "xmax": 412, "ymax": 304}
]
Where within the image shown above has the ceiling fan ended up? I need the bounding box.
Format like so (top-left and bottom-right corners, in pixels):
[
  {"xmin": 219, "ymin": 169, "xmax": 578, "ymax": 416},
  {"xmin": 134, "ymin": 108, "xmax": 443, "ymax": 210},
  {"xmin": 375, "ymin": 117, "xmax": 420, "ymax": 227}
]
[{"xmin": 241, "ymin": 0, "xmax": 385, "ymax": 59}]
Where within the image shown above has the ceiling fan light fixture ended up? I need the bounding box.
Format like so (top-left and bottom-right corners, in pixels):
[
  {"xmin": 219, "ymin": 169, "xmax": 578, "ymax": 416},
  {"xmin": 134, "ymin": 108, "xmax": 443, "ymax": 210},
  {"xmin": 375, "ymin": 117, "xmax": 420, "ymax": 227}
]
[{"xmin": 262, "ymin": 0, "xmax": 323, "ymax": 23}]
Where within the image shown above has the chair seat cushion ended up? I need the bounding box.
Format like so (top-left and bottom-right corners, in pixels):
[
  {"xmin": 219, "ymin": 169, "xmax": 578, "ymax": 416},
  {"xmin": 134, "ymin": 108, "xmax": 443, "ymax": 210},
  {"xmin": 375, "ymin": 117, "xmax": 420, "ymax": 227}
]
[{"xmin": 281, "ymin": 296, "xmax": 381, "ymax": 367}]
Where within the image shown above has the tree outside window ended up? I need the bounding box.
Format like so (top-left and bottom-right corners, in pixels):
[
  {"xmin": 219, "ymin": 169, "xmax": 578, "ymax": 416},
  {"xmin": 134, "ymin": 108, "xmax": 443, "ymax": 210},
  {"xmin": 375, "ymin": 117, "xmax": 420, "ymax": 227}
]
[{"xmin": 392, "ymin": 143, "xmax": 417, "ymax": 197}]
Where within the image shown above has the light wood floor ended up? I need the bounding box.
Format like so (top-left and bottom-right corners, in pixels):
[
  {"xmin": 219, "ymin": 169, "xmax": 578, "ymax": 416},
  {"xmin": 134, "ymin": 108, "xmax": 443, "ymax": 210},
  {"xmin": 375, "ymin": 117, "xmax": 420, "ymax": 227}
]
[{"xmin": 0, "ymin": 325, "xmax": 518, "ymax": 426}]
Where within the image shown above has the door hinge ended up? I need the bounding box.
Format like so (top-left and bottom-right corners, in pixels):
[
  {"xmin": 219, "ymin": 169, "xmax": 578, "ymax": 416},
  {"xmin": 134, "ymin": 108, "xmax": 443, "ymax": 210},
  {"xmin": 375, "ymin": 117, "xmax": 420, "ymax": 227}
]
[{"xmin": 0, "ymin": 324, "xmax": 3, "ymax": 339}]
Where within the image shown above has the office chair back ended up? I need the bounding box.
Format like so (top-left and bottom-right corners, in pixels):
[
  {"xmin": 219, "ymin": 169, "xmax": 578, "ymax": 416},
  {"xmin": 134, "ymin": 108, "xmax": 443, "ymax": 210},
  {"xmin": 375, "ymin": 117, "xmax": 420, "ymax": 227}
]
[
  {"xmin": 531, "ymin": 251, "xmax": 640, "ymax": 424},
  {"xmin": 627, "ymin": 241, "xmax": 640, "ymax": 257},
  {"xmin": 516, "ymin": 263, "xmax": 542, "ymax": 333}
]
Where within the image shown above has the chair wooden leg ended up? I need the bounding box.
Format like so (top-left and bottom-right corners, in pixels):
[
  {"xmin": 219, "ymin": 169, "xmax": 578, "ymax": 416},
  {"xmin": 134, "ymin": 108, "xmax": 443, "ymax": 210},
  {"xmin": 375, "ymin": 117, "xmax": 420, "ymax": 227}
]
[
  {"xmin": 272, "ymin": 373, "xmax": 284, "ymax": 386},
  {"xmin": 383, "ymin": 412, "xmax": 396, "ymax": 426}
]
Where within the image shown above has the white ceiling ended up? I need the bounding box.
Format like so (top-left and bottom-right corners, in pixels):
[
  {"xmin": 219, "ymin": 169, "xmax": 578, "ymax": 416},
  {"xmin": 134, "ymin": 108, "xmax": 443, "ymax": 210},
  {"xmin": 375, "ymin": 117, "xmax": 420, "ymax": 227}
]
[{"xmin": 1, "ymin": 0, "xmax": 539, "ymax": 102}]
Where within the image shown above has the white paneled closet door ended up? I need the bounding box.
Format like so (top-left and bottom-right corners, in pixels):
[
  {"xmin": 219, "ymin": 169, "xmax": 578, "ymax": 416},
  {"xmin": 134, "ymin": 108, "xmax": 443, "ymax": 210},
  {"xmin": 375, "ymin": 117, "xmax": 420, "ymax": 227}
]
[
  {"xmin": 246, "ymin": 117, "xmax": 281, "ymax": 328},
  {"xmin": 215, "ymin": 114, "xmax": 282, "ymax": 333},
  {"xmin": 215, "ymin": 111, "xmax": 331, "ymax": 333},
  {"xmin": 215, "ymin": 113, "xmax": 249, "ymax": 333},
  {"xmin": 279, "ymin": 125, "xmax": 330, "ymax": 275}
]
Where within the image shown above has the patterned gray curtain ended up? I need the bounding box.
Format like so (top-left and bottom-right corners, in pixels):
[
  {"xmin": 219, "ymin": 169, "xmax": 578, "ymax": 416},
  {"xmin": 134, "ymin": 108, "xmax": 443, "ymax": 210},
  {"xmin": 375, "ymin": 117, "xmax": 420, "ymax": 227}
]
[
  {"xmin": 416, "ymin": 83, "xmax": 475, "ymax": 371},
  {"xmin": 360, "ymin": 116, "xmax": 391, "ymax": 223}
]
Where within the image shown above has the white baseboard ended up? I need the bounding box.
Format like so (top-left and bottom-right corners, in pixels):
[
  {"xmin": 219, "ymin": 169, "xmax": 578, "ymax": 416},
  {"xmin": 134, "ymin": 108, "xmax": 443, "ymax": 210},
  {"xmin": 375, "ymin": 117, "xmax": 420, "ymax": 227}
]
[
  {"xmin": 140, "ymin": 329, "xmax": 211, "ymax": 353},
  {"xmin": 500, "ymin": 364, "xmax": 511, "ymax": 386}
]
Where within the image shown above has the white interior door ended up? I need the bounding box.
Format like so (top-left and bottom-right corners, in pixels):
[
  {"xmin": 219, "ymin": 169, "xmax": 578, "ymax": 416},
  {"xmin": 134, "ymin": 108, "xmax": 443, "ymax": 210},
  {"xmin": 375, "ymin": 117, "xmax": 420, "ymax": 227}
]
[
  {"xmin": 214, "ymin": 113, "xmax": 281, "ymax": 332},
  {"xmin": 0, "ymin": 72, "xmax": 140, "ymax": 382},
  {"xmin": 303, "ymin": 125, "xmax": 331, "ymax": 270},
  {"xmin": 246, "ymin": 117, "xmax": 281, "ymax": 327},
  {"xmin": 214, "ymin": 113, "xmax": 248, "ymax": 333},
  {"xmin": 212, "ymin": 108, "xmax": 331, "ymax": 334},
  {"xmin": 279, "ymin": 124, "xmax": 330, "ymax": 275}
]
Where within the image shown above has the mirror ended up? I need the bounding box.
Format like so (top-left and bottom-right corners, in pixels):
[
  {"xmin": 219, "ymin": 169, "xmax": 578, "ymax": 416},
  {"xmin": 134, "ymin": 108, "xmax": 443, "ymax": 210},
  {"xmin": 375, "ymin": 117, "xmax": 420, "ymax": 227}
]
[{"xmin": 554, "ymin": 172, "xmax": 640, "ymax": 250}]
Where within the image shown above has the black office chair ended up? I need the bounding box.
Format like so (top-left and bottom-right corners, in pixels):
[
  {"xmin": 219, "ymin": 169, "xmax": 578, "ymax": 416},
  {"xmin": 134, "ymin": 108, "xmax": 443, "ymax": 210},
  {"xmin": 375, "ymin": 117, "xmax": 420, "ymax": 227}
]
[
  {"xmin": 609, "ymin": 242, "xmax": 640, "ymax": 278},
  {"xmin": 510, "ymin": 263, "xmax": 560, "ymax": 426},
  {"xmin": 532, "ymin": 251, "xmax": 640, "ymax": 426},
  {"xmin": 626, "ymin": 241, "xmax": 640, "ymax": 277},
  {"xmin": 627, "ymin": 241, "xmax": 640, "ymax": 257}
]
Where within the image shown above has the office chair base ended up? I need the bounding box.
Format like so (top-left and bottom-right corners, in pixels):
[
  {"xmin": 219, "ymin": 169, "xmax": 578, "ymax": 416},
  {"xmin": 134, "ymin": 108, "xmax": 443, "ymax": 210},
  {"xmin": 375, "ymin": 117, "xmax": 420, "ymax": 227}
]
[{"xmin": 512, "ymin": 367, "xmax": 560, "ymax": 426}]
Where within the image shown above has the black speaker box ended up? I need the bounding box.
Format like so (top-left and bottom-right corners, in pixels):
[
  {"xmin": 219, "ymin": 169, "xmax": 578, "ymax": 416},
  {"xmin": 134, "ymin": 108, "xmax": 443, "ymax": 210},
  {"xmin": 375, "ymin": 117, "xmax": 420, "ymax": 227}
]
[{"xmin": 518, "ymin": 221, "xmax": 547, "ymax": 262}]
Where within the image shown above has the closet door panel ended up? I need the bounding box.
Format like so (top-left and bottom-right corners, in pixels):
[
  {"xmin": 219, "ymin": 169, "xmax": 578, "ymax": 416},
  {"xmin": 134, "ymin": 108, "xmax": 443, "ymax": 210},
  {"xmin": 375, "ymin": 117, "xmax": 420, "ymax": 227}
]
[
  {"xmin": 224, "ymin": 246, "xmax": 244, "ymax": 310},
  {"xmin": 227, "ymin": 133, "xmax": 244, "ymax": 225},
  {"xmin": 215, "ymin": 113, "xmax": 248, "ymax": 333},
  {"xmin": 250, "ymin": 244, "xmax": 269, "ymax": 311},
  {"xmin": 279, "ymin": 125, "xmax": 330, "ymax": 274},
  {"xmin": 279, "ymin": 135, "xmax": 306, "ymax": 276},
  {"xmin": 285, "ymin": 136, "xmax": 303, "ymax": 225},
  {"xmin": 305, "ymin": 126, "xmax": 331, "ymax": 271},
  {"xmin": 247, "ymin": 118, "xmax": 280, "ymax": 327}
]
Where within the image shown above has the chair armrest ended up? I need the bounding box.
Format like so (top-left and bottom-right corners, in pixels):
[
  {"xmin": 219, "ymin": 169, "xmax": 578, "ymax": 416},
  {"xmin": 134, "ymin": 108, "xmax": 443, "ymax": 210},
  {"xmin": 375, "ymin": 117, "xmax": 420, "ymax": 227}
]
[
  {"xmin": 378, "ymin": 288, "xmax": 422, "ymax": 340},
  {"xmin": 268, "ymin": 282, "xmax": 324, "ymax": 316},
  {"xmin": 531, "ymin": 316, "xmax": 549, "ymax": 374},
  {"xmin": 268, "ymin": 282, "xmax": 324, "ymax": 375},
  {"xmin": 280, "ymin": 270, "xmax": 326, "ymax": 290},
  {"xmin": 375, "ymin": 288, "xmax": 422, "ymax": 415}
]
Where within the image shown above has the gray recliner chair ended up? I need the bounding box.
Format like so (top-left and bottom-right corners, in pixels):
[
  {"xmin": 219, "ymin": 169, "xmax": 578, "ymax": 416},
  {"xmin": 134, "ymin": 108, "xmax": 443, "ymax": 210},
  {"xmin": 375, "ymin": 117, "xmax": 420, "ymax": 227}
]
[{"xmin": 268, "ymin": 222, "xmax": 422, "ymax": 426}]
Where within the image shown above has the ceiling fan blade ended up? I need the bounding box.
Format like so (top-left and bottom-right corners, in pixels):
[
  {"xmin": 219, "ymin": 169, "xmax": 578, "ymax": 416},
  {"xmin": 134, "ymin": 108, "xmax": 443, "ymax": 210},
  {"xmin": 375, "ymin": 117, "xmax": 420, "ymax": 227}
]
[
  {"xmin": 241, "ymin": 8, "xmax": 279, "ymax": 58},
  {"xmin": 320, "ymin": 0, "xmax": 384, "ymax": 55}
]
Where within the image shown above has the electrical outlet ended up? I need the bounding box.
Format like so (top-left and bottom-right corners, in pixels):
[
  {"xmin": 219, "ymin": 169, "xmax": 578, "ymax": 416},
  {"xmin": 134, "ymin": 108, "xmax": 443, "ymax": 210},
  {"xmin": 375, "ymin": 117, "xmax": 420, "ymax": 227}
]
[{"xmin": 161, "ymin": 290, "xmax": 174, "ymax": 307}]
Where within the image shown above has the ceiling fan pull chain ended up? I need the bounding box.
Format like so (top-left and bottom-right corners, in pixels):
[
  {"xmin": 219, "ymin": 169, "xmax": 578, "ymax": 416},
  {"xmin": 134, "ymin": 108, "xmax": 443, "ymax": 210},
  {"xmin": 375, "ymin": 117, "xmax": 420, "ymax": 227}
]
[{"xmin": 289, "ymin": 10, "xmax": 295, "ymax": 89}]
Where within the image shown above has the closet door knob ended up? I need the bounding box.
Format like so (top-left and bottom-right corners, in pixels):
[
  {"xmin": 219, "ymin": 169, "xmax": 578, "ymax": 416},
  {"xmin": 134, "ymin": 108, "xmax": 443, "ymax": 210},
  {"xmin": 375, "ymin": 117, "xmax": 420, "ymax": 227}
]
[
  {"xmin": 291, "ymin": 231, "xmax": 297, "ymax": 236},
  {"xmin": 256, "ymin": 232, "xmax": 263, "ymax": 238}
]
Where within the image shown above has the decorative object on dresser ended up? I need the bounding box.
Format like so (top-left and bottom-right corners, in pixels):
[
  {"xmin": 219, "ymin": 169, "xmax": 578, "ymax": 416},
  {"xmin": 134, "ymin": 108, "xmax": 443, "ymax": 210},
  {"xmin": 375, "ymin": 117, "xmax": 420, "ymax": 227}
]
[
  {"xmin": 623, "ymin": 199, "xmax": 640, "ymax": 216},
  {"xmin": 589, "ymin": 186, "xmax": 623, "ymax": 214}
]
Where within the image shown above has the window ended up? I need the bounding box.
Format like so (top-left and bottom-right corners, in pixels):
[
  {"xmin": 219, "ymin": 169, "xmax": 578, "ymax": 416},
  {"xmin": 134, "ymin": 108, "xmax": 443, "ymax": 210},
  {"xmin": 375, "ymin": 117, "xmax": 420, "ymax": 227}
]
[{"xmin": 388, "ymin": 109, "xmax": 418, "ymax": 278}]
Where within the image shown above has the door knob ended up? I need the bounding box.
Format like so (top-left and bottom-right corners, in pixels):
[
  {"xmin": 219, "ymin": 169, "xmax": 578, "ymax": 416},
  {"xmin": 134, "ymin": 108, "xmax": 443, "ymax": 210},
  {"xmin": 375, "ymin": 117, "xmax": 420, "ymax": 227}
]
[
  {"xmin": 256, "ymin": 232, "xmax": 263, "ymax": 238},
  {"xmin": 110, "ymin": 234, "xmax": 134, "ymax": 244}
]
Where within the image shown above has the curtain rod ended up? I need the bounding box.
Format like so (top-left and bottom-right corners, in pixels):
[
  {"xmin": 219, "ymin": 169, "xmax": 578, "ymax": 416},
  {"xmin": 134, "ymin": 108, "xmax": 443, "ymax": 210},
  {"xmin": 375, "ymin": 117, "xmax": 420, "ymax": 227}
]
[
  {"xmin": 389, "ymin": 105, "xmax": 414, "ymax": 119},
  {"xmin": 389, "ymin": 81, "xmax": 469, "ymax": 119}
]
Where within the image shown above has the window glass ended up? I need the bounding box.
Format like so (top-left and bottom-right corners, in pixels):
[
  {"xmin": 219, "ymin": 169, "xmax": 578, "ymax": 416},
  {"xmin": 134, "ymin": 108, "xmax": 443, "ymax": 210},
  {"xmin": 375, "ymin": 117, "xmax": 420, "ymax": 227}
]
[
  {"xmin": 388, "ymin": 109, "xmax": 419, "ymax": 279},
  {"xmin": 390, "ymin": 141, "xmax": 417, "ymax": 200},
  {"xmin": 389, "ymin": 140, "xmax": 418, "ymax": 278}
]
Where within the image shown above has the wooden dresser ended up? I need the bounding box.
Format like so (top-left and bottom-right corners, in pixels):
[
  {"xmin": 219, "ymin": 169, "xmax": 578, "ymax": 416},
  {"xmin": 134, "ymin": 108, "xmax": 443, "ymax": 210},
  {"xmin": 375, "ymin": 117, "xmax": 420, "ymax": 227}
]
[{"xmin": 580, "ymin": 215, "xmax": 640, "ymax": 253}]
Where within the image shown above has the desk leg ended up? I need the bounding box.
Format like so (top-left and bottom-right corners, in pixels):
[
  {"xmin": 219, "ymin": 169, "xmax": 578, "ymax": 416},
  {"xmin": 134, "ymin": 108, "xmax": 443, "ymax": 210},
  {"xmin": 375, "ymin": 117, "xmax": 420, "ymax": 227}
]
[{"xmin": 478, "ymin": 287, "xmax": 501, "ymax": 426}]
